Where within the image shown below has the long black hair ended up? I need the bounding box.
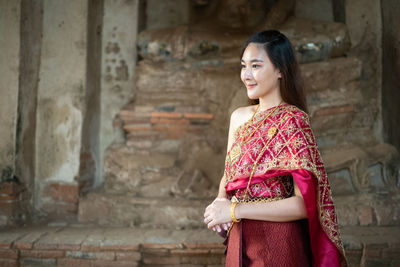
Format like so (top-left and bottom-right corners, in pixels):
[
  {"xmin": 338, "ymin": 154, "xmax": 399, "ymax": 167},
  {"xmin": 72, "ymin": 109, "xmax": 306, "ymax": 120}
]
[{"xmin": 240, "ymin": 30, "xmax": 308, "ymax": 114}]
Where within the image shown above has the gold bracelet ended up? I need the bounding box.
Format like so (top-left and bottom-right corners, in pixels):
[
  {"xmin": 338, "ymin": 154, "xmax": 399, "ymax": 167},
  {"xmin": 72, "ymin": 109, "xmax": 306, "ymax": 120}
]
[{"xmin": 230, "ymin": 202, "xmax": 241, "ymax": 222}]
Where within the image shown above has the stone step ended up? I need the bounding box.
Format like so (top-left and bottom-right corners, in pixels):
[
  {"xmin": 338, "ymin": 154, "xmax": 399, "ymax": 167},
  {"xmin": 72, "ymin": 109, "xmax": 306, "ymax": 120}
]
[
  {"xmin": 0, "ymin": 225, "xmax": 399, "ymax": 266},
  {"xmin": 78, "ymin": 193, "xmax": 212, "ymax": 229},
  {"xmin": 137, "ymin": 17, "xmax": 350, "ymax": 64}
]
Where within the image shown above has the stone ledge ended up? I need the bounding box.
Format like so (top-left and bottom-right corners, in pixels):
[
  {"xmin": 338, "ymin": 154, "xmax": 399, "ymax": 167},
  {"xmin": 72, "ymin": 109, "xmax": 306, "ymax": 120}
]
[{"xmin": 0, "ymin": 226, "xmax": 398, "ymax": 266}]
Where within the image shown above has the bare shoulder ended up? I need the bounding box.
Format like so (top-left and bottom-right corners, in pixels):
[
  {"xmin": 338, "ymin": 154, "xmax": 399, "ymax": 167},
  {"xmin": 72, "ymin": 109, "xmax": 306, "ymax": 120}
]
[{"xmin": 230, "ymin": 105, "xmax": 258, "ymax": 130}]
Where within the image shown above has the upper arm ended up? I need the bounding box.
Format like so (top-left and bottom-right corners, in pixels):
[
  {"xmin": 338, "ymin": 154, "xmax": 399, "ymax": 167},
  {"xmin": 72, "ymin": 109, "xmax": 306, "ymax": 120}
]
[
  {"xmin": 226, "ymin": 108, "xmax": 241, "ymax": 153},
  {"xmin": 293, "ymin": 177, "xmax": 303, "ymax": 199}
]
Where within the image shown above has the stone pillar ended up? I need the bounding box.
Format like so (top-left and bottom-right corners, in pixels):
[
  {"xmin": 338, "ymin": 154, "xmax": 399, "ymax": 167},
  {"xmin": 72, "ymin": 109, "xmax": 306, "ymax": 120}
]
[
  {"xmin": 34, "ymin": 0, "xmax": 89, "ymax": 218},
  {"xmin": 0, "ymin": 0, "xmax": 22, "ymax": 226},
  {"xmin": 382, "ymin": 0, "xmax": 400, "ymax": 153},
  {"xmin": 14, "ymin": 0, "xmax": 44, "ymax": 224},
  {"xmin": 98, "ymin": 0, "xmax": 139, "ymax": 186},
  {"xmin": 0, "ymin": 0, "xmax": 20, "ymax": 183}
]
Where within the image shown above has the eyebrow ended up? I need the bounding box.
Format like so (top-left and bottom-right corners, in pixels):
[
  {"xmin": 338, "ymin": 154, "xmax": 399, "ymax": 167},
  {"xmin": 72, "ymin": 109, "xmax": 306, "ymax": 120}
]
[{"xmin": 240, "ymin": 59, "xmax": 264, "ymax": 63}]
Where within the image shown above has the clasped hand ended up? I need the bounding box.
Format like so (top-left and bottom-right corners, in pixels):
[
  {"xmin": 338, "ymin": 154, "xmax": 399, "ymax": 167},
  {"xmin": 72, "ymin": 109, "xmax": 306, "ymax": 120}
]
[{"xmin": 203, "ymin": 197, "xmax": 232, "ymax": 232}]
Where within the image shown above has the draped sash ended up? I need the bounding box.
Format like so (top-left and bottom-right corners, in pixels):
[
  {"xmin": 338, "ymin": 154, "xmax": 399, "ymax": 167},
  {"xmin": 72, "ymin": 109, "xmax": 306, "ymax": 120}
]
[{"xmin": 224, "ymin": 103, "xmax": 347, "ymax": 267}]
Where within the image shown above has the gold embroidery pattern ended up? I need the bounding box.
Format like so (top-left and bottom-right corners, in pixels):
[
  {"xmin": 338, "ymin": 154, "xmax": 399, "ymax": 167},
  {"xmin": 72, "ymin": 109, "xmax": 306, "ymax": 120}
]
[{"xmin": 224, "ymin": 104, "xmax": 346, "ymax": 263}]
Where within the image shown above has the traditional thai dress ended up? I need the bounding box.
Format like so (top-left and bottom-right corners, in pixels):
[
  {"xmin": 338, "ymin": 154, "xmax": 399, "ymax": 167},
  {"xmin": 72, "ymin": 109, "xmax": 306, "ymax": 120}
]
[{"xmin": 223, "ymin": 103, "xmax": 347, "ymax": 267}]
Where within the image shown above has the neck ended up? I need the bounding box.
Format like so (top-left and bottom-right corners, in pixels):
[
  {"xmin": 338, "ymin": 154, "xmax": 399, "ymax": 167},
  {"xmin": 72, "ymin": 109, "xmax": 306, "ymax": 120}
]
[{"xmin": 258, "ymin": 89, "xmax": 283, "ymax": 111}]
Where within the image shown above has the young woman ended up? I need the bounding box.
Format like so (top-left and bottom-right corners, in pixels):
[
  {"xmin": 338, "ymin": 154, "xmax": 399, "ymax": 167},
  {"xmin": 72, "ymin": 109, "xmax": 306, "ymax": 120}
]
[{"xmin": 203, "ymin": 30, "xmax": 347, "ymax": 266}]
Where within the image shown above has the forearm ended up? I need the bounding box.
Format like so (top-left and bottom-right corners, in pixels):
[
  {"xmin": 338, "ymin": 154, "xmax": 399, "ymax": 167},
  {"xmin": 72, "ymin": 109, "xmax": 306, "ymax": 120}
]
[
  {"xmin": 235, "ymin": 196, "xmax": 307, "ymax": 222},
  {"xmin": 217, "ymin": 175, "xmax": 227, "ymax": 198}
]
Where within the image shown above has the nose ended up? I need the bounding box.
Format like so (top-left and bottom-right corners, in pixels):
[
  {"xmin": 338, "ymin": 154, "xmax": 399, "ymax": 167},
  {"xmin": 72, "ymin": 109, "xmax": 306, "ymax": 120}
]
[{"xmin": 244, "ymin": 67, "xmax": 252, "ymax": 80}]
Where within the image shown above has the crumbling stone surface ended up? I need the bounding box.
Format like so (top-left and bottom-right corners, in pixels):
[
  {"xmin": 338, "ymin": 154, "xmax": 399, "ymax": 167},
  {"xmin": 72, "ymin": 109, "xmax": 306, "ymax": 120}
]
[{"xmin": 79, "ymin": 1, "xmax": 400, "ymax": 231}]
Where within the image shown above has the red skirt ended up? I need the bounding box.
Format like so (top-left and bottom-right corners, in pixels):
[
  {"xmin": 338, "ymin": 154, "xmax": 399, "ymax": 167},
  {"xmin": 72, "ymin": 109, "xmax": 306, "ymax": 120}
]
[{"xmin": 225, "ymin": 219, "xmax": 312, "ymax": 267}]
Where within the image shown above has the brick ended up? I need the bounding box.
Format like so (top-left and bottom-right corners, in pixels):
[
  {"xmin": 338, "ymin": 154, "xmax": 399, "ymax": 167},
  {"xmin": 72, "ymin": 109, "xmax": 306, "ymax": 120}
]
[
  {"xmin": 150, "ymin": 117, "xmax": 190, "ymax": 125},
  {"xmin": 66, "ymin": 251, "xmax": 115, "ymax": 260},
  {"xmin": 184, "ymin": 113, "xmax": 213, "ymax": 119},
  {"xmin": 142, "ymin": 256, "xmax": 180, "ymax": 264},
  {"xmin": 365, "ymin": 248, "xmax": 381, "ymax": 258},
  {"xmin": 142, "ymin": 249, "xmax": 169, "ymax": 257},
  {"xmin": 57, "ymin": 258, "xmax": 92, "ymax": 267},
  {"xmin": 357, "ymin": 206, "xmax": 375, "ymax": 226},
  {"xmin": 22, "ymin": 258, "xmax": 57, "ymax": 266},
  {"xmin": 58, "ymin": 244, "xmax": 81, "ymax": 251},
  {"xmin": 119, "ymin": 110, "xmax": 136, "ymax": 118},
  {"xmin": 210, "ymin": 248, "xmax": 225, "ymax": 254},
  {"xmin": 365, "ymin": 243, "xmax": 389, "ymax": 249},
  {"xmin": 142, "ymin": 243, "xmax": 183, "ymax": 249},
  {"xmin": 98, "ymin": 245, "xmax": 140, "ymax": 251},
  {"xmin": 120, "ymin": 116, "xmax": 150, "ymax": 124},
  {"xmin": 20, "ymin": 249, "xmax": 64, "ymax": 258},
  {"xmin": 170, "ymin": 248, "xmax": 210, "ymax": 256},
  {"xmin": 0, "ymin": 202, "xmax": 16, "ymax": 217},
  {"xmin": 80, "ymin": 245, "xmax": 101, "ymax": 252},
  {"xmin": 180, "ymin": 256, "xmax": 222, "ymax": 264},
  {"xmin": 33, "ymin": 242, "xmax": 81, "ymax": 251},
  {"xmin": 0, "ymin": 248, "xmax": 18, "ymax": 259},
  {"xmin": 43, "ymin": 184, "xmax": 78, "ymax": 204},
  {"xmin": 123, "ymin": 123, "xmax": 152, "ymax": 132},
  {"xmin": 0, "ymin": 231, "xmax": 36, "ymax": 250},
  {"xmin": 183, "ymin": 243, "xmax": 224, "ymax": 249},
  {"xmin": 0, "ymin": 259, "xmax": 18, "ymax": 267},
  {"xmin": 382, "ymin": 247, "xmax": 400, "ymax": 259},
  {"xmin": 115, "ymin": 252, "xmax": 141, "ymax": 261},
  {"xmin": 126, "ymin": 131, "xmax": 164, "ymax": 139},
  {"xmin": 134, "ymin": 105, "xmax": 155, "ymax": 113},
  {"xmin": 365, "ymin": 258, "xmax": 391, "ymax": 267},
  {"xmin": 314, "ymin": 104, "xmax": 354, "ymax": 117},
  {"xmin": 151, "ymin": 112, "xmax": 183, "ymax": 119},
  {"xmin": 152, "ymin": 125, "xmax": 170, "ymax": 132},
  {"xmin": 91, "ymin": 260, "xmax": 139, "ymax": 267},
  {"xmin": 0, "ymin": 195, "xmax": 19, "ymax": 202},
  {"xmin": 0, "ymin": 182, "xmax": 25, "ymax": 196},
  {"xmin": 14, "ymin": 230, "xmax": 51, "ymax": 250},
  {"xmin": 32, "ymin": 243, "xmax": 59, "ymax": 250}
]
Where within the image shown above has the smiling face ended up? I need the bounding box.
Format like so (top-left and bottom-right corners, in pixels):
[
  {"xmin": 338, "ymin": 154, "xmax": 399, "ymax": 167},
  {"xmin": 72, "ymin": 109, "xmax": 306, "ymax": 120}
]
[{"xmin": 240, "ymin": 43, "xmax": 282, "ymax": 100}]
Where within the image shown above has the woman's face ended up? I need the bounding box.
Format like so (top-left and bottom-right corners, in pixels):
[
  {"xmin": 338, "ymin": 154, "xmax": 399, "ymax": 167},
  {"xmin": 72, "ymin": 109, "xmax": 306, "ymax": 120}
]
[{"xmin": 240, "ymin": 43, "xmax": 281, "ymax": 100}]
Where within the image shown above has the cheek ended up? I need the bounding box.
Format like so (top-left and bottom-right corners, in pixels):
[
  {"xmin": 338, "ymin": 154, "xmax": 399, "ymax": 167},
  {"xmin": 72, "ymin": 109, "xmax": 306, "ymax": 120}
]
[{"xmin": 240, "ymin": 70, "xmax": 246, "ymax": 83}]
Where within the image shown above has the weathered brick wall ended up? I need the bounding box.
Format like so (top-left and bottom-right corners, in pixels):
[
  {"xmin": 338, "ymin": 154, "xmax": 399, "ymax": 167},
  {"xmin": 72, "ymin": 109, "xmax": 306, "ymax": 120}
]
[{"xmin": 0, "ymin": 182, "xmax": 26, "ymax": 226}]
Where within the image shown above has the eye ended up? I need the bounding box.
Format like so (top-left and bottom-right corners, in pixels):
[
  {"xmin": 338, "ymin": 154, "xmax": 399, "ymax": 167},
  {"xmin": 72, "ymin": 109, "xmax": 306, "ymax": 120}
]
[
  {"xmin": 252, "ymin": 64, "xmax": 260, "ymax": 69},
  {"xmin": 240, "ymin": 64, "xmax": 246, "ymax": 69}
]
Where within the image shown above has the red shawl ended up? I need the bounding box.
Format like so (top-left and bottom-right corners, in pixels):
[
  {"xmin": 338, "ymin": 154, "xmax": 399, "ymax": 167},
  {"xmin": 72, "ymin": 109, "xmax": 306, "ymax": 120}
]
[{"xmin": 224, "ymin": 103, "xmax": 347, "ymax": 267}]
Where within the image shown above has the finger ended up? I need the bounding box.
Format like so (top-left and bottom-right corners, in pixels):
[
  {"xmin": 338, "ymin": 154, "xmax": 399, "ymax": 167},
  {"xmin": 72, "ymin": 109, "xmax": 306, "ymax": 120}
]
[
  {"xmin": 212, "ymin": 226, "xmax": 216, "ymax": 231},
  {"xmin": 203, "ymin": 216, "xmax": 211, "ymax": 224},
  {"xmin": 207, "ymin": 219, "xmax": 217, "ymax": 229},
  {"xmin": 216, "ymin": 225, "xmax": 221, "ymax": 232},
  {"xmin": 204, "ymin": 209, "xmax": 210, "ymax": 218},
  {"xmin": 223, "ymin": 224, "xmax": 228, "ymax": 230}
]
